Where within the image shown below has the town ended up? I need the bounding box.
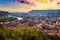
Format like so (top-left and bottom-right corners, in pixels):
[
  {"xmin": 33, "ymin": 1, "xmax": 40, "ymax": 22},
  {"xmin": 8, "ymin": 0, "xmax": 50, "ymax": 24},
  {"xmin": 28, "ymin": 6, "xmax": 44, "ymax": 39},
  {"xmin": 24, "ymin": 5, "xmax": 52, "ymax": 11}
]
[{"xmin": 0, "ymin": 10, "xmax": 60, "ymax": 37}]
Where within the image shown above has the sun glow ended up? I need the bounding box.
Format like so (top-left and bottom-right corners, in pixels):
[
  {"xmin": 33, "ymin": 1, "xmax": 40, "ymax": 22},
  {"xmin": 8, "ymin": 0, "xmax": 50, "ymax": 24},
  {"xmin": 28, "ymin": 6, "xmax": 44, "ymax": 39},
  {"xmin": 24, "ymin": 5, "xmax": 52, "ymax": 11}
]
[{"xmin": 0, "ymin": 0, "xmax": 60, "ymax": 12}]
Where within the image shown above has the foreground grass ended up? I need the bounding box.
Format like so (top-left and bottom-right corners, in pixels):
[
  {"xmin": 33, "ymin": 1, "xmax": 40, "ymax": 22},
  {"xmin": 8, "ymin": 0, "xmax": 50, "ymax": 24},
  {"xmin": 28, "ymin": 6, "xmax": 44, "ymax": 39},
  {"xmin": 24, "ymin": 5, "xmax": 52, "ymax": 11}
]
[
  {"xmin": 0, "ymin": 27, "xmax": 48, "ymax": 40},
  {"xmin": 0, "ymin": 26, "xmax": 60, "ymax": 40}
]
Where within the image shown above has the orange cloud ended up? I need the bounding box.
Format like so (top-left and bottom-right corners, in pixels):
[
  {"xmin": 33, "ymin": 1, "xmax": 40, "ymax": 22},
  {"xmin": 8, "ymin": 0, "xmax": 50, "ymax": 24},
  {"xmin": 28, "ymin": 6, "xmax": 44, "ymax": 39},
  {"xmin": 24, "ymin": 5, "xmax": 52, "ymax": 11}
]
[{"xmin": 0, "ymin": 0, "xmax": 60, "ymax": 12}]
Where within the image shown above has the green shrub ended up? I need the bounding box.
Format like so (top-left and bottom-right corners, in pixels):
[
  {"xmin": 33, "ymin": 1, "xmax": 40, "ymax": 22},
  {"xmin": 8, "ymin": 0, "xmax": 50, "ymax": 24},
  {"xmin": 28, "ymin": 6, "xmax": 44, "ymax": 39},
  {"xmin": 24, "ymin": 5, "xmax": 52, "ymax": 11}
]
[{"xmin": 0, "ymin": 27, "xmax": 48, "ymax": 40}]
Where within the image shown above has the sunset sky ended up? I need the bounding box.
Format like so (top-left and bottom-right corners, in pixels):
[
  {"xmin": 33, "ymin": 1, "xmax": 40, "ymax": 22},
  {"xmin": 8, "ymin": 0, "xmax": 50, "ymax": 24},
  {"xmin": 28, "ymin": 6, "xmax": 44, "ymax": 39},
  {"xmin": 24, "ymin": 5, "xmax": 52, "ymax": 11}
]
[{"xmin": 0, "ymin": 0, "xmax": 60, "ymax": 12}]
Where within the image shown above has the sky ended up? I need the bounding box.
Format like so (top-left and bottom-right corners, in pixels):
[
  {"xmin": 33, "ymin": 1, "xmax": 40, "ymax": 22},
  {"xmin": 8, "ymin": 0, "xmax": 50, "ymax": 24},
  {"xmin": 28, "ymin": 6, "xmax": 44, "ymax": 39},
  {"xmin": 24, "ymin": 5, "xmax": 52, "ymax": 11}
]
[{"xmin": 0, "ymin": 0, "xmax": 60, "ymax": 12}]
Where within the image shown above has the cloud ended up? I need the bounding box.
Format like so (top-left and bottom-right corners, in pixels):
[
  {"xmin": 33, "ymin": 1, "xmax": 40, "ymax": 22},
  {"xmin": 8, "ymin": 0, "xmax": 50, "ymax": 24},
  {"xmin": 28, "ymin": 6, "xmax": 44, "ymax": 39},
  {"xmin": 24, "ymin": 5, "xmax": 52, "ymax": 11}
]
[{"xmin": 0, "ymin": 0, "xmax": 60, "ymax": 12}]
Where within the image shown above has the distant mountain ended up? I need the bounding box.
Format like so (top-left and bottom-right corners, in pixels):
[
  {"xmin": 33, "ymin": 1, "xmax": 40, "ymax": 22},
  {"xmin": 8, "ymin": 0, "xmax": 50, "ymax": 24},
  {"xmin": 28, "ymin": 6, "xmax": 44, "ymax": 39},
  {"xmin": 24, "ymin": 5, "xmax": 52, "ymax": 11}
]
[
  {"xmin": 28, "ymin": 10, "xmax": 60, "ymax": 15},
  {"xmin": 0, "ymin": 11, "xmax": 28, "ymax": 17},
  {"xmin": 0, "ymin": 11, "xmax": 10, "ymax": 16},
  {"xmin": 46, "ymin": 10, "xmax": 60, "ymax": 15},
  {"xmin": 0, "ymin": 9, "xmax": 60, "ymax": 17}
]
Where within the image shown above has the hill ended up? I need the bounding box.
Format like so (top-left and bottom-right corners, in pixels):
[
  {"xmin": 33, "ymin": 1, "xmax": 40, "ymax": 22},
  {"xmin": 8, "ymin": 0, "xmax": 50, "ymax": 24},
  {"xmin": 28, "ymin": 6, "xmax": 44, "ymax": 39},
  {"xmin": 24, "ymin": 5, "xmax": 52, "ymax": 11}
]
[
  {"xmin": 0, "ymin": 11, "xmax": 10, "ymax": 16},
  {"xmin": 28, "ymin": 10, "xmax": 60, "ymax": 15}
]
